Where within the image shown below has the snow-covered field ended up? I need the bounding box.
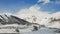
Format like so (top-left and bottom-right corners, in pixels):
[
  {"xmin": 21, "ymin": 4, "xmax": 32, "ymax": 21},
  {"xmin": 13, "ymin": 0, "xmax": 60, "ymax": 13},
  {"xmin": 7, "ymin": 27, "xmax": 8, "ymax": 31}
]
[{"xmin": 0, "ymin": 28, "xmax": 60, "ymax": 34}]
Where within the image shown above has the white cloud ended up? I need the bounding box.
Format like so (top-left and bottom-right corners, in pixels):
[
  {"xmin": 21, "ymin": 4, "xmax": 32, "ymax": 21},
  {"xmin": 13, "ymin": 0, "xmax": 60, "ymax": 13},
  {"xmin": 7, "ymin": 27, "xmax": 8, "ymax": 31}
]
[
  {"xmin": 38, "ymin": 0, "xmax": 60, "ymax": 4},
  {"xmin": 16, "ymin": 5, "xmax": 50, "ymax": 18},
  {"xmin": 38, "ymin": 0, "xmax": 50, "ymax": 4}
]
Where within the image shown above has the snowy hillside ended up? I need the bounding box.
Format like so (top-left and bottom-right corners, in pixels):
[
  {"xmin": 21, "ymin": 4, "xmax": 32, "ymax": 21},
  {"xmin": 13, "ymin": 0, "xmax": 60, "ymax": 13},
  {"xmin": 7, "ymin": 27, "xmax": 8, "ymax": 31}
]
[
  {"xmin": 16, "ymin": 10, "xmax": 60, "ymax": 29},
  {"xmin": 20, "ymin": 14, "xmax": 60, "ymax": 29},
  {"xmin": 0, "ymin": 12, "xmax": 60, "ymax": 34},
  {"xmin": 0, "ymin": 14, "xmax": 41, "ymax": 33}
]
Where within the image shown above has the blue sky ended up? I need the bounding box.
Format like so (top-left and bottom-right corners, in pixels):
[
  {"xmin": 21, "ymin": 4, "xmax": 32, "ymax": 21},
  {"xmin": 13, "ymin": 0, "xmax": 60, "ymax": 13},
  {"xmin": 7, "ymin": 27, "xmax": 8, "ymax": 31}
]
[
  {"xmin": 0, "ymin": 0, "xmax": 60, "ymax": 13},
  {"xmin": 0, "ymin": 0, "xmax": 38, "ymax": 13}
]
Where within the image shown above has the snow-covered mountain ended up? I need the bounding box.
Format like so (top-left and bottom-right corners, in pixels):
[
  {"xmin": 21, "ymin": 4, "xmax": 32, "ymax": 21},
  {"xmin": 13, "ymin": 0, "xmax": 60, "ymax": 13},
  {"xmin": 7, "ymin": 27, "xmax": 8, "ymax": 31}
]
[
  {"xmin": 0, "ymin": 12, "xmax": 60, "ymax": 33},
  {"xmin": 16, "ymin": 11, "xmax": 60, "ymax": 29},
  {"xmin": 20, "ymin": 14, "xmax": 60, "ymax": 29},
  {"xmin": 0, "ymin": 14, "xmax": 42, "ymax": 33}
]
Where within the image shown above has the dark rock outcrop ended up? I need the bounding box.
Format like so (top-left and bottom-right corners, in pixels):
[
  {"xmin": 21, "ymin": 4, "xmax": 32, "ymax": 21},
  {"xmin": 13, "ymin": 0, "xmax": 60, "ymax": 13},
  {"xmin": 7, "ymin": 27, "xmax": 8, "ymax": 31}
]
[{"xmin": 0, "ymin": 15, "xmax": 30, "ymax": 25}]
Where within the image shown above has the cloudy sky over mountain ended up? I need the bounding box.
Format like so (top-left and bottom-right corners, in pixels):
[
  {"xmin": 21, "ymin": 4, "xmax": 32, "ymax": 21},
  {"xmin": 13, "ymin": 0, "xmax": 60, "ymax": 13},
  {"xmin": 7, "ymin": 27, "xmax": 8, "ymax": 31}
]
[{"xmin": 0, "ymin": 0, "xmax": 60, "ymax": 14}]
